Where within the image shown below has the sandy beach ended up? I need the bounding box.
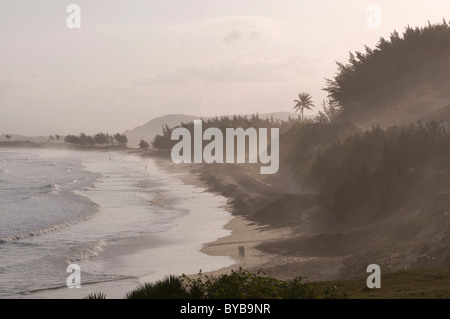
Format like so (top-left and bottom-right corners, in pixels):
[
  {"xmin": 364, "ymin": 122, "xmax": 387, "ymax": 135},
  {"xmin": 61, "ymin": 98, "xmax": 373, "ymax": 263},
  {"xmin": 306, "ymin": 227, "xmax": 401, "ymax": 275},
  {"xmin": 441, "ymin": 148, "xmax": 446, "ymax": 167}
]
[
  {"xmin": 199, "ymin": 215, "xmax": 346, "ymax": 281},
  {"xmin": 157, "ymin": 157, "xmax": 347, "ymax": 283},
  {"xmin": 2, "ymin": 149, "xmax": 345, "ymax": 299},
  {"xmin": 1, "ymin": 150, "xmax": 240, "ymax": 299}
]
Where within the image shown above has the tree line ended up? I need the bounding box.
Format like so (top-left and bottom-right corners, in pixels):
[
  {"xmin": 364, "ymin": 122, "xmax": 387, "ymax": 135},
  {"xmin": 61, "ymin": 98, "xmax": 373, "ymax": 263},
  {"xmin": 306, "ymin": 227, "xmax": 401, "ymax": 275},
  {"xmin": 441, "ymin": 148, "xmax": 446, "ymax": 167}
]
[
  {"xmin": 64, "ymin": 132, "xmax": 128, "ymax": 147},
  {"xmin": 152, "ymin": 114, "xmax": 298, "ymax": 150}
]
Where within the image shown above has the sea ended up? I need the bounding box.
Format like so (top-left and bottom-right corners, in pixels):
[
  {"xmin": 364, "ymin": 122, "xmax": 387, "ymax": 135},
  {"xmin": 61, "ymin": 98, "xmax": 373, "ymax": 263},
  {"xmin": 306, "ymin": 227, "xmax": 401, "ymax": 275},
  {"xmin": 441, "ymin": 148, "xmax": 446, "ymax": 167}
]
[{"xmin": 0, "ymin": 148, "xmax": 234, "ymax": 299}]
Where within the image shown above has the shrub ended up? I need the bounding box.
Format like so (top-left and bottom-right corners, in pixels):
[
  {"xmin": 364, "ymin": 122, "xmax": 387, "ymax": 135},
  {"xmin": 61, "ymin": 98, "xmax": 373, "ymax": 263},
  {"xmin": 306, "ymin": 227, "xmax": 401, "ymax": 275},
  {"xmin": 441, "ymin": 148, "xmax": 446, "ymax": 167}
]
[
  {"xmin": 311, "ymin": 122, "xmax": 450, "ymax": 221},
  {"xmin": 124, "ymin": 275, "xmax": 188, "ymax": 299},
  {"xmin": 85, "ymin": 269, "xmax": 347, "ymax": 299},
  {"xmin": 83, "ymin": 292, "xmax": 107, "ymax": 299}
]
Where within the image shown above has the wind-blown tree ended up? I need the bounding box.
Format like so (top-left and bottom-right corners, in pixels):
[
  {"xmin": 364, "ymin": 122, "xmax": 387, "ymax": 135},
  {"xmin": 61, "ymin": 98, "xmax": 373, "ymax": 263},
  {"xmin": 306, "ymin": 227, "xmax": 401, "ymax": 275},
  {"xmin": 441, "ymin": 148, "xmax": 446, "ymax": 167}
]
[
  {"xmin": 152, "ymin": 125, "xmax": 176, "ymax": 150},
  {"xmin": 152, "ymin": 115, "xmax": 296, "ymax": 150},
  {"xmin": 314, "ymin": 98, "xmax": 342, "ymax": 123},
  {"xmin": 64, "ymin": 135, "xmax": 82, "ymax": 145},
  {"xmin": 64, "ymin": 132, "xmax": 128, "ymax": 147},
  {"xmin": 139, "ymin": 140, "xmax": 150, "ymax": 149},
  {"xmin": 311, "ymin": 122, "xmax": 450, "ymax": 221},
  {"xmin": 293, "ymin": 93, "xmax": 315, "ymax": 122},
  {"xmin": 94, "ymin": 133, "xmax": 108, "ymax": 146},
  {"xmin": 114, "ymin": 133, "xmax": 128, "ymax": 146},
  {"xmin": 106, "ymin": 133, "xmax": 114, "ymax": 146},
  {"xmin": 79, "ymin": 133, "xmax": 94, "ymax": 146},
  {"xmin": 324, "ymin": 20, "xmax": 450, "ymax": 115}
]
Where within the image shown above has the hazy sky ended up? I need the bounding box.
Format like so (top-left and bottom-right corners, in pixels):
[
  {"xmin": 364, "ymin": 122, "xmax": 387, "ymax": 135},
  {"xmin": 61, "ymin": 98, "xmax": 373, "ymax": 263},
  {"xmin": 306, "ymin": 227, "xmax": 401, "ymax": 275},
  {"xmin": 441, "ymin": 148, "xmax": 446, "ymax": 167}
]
[{"xmin": 1, "ymin": 0, "xmax": 449, "ymax": 135}]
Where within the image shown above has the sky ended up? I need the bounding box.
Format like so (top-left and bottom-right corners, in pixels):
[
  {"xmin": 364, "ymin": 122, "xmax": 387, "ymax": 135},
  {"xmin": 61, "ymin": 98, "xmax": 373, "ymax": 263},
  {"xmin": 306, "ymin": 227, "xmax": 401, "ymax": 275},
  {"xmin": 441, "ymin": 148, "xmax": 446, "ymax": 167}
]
[{"xmin": 1, "ymin": 0, "xmax": 449, "ymax": 136}]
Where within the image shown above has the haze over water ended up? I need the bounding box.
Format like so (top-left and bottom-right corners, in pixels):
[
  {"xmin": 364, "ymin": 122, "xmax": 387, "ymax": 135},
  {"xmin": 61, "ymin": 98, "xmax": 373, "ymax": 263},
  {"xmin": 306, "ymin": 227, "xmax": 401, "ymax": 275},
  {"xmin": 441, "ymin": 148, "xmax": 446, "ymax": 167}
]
[{"xmin": 0, "ymin": 148, "xmax": 234, "ymax": 298}]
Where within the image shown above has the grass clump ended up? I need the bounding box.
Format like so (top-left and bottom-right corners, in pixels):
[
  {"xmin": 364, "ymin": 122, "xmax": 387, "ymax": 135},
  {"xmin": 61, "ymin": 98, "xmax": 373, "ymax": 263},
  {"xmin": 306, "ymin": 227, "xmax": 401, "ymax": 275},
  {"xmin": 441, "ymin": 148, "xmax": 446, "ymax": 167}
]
[{"xmin": 83, "ymin": 292, "xmax": 107, "ymax": 299}]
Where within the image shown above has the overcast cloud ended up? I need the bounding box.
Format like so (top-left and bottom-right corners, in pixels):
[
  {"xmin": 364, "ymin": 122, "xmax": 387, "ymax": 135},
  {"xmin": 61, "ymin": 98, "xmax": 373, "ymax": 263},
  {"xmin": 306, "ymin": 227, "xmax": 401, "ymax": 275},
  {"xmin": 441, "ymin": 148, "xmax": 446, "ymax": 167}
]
[{"xmin": 1, "ymin": 0, "xmax": 449, "ymax": 135}]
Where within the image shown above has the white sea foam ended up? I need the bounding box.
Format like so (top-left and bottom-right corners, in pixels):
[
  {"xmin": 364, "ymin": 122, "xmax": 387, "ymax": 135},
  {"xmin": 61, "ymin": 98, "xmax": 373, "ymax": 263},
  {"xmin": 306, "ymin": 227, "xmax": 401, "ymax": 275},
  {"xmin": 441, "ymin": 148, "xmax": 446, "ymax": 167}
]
[
  {"xmin": 0, "ymin": 149, "xmax": 234, "ymax": 299},
  {"xmin": 68, "ymin": 240, "xmax": 108, "ymax": 262},
  {"xmin": 0, "ymin": 150, "xmax": 102, "ymax": 243},
  {"xmin": 0, "ymin": 207, "xmax": 101, "ymax": 244},
  {"xmin": 67, "ymin": 179, "xmax": 79, "ymax": 185}
]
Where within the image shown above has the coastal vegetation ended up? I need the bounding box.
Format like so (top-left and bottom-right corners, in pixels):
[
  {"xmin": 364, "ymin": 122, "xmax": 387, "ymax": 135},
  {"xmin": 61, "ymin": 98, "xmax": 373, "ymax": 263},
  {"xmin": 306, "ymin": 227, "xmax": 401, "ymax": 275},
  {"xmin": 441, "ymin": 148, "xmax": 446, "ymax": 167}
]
[
  {"xmin": 324, "ymin": 20, "xmax": 450, "ymax": 118},
  {"xmin": 314, "ymin": 97, "xmax": 343, "ymax": 123},
  {"xmin": 84, "ymin": 268, "xmax": 346, "ymax": 299},
  {"xmin": 64, "ymin": 132, "xmax": 128, "ymax": 147},
  {"xmin": 311, "ymin": 121, "xmax": 450, "ymax": 221},
  {"xmin": 293, "ymin": 92, "xmax": 315, "ymax": 122},
  {"xmin": 151, "ymin": 114, "xmax": 298, "ymax": 150},
  {"xmin": 163, "ymin": 20, "xmax": 450, "ymax": 281},
  {"xmin": 84, "ymin": 265, "xmax": 450, "ymax": 299},
  {"xmin": 139, "ymin": 139, "xmax": 150, "ymax": 149},
  {"xmin": 0, "ymin": 132, "xmax": 129, "ymax": 149}
]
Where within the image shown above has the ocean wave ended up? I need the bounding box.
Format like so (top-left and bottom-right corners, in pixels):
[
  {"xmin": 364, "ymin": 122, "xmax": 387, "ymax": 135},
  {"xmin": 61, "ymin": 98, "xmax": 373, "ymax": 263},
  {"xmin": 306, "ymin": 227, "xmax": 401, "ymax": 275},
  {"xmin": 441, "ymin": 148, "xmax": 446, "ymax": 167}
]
[
  {"xmin": 67, "ymin": 240, "xmax": 108, "ymax": 262},
  {"xmin": 39, "ymin": 183, "xmax": 60, "ymax": 191},
  {"xmin": 17, "ymin": 184, "xmax": 62, "ymax": 201},
  {"xmin": 150, "ymin": 199, "xmax": 167, "ymax": 207},
  {"xmin": 0, "ymin": 205, "xmax": 101, "ymax": 244},
  {"xmin": 66, "ymin": 232, "xmax": 157, "ymax": 264},
  {"xmin": 65, "ymin": 233, "xmax": 150, "ymax": 263},
  {"xmin": 66, "ymin": 179, "xmax": 79, "ymax": 185},
  {"xmin": 50, "ymin": 184, "xmax": 60, "ymax": 194},
  {"xmin": 135, "ymin": 192, "xmax": 168, "ymax": 207}
]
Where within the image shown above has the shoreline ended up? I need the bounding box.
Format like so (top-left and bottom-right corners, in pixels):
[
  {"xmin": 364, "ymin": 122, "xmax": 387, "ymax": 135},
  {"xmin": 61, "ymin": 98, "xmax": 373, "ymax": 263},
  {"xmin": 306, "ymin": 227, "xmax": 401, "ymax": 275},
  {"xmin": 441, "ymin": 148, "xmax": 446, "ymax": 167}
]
[
  {"xmin": 3, "ymin": 147, "xmax": 343, "ymax": 299},
  {"xmin": 77, "ymin": 154, "xmax": 238, "ymax": 297},
  {"xmin": 152, "ymin": 159, "xmax": 292, "ymax": 280},
  {"xmin": 146, "ymin": 159, "xmax": 279, "ymax": 276},
  {"xmin": 153, "ymin": 156, "xmax": 347, "ymax": 283},
  {"xmin": 2, "ymin": 149, "xmax": 236, "ymax": 299}
]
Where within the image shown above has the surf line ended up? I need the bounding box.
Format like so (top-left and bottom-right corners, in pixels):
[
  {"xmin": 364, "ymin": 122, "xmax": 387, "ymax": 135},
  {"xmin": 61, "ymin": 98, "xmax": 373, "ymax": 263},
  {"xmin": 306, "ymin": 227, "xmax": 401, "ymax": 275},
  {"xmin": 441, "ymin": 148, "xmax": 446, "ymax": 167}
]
[{"xmin": 170, "ymin": 120, "xmax": 279, "ymax": 174}]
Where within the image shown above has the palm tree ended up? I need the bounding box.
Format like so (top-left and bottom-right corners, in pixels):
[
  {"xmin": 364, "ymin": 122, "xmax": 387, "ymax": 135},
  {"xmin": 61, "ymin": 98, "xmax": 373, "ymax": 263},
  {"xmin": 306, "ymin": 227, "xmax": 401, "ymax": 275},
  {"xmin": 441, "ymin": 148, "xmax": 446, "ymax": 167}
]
[{"xmin": 293, "ymin": 93, "xmax": 315, "ymax": 122}]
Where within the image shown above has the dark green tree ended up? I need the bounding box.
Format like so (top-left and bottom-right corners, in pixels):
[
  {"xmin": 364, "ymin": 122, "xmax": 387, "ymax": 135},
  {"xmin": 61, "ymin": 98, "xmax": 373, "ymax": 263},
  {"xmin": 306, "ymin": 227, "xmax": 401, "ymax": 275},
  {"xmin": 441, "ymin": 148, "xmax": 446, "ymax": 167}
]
[
  {"xmin": 324, "ymin": 20, "xmax": 450, "ymax": 114},
  {"xmin": 64, "ymin": 135, "xmax": 81, "ymax": 145},
  {"xmin": 114, "ymin": 133, "xmax": 128, "ymax": 146},
  {"xmin": 315, "ymin": 98, "xmax": 342, "ymax": 123},
  {"xmin": 94, "ymin": 133, "xmax": 108, "ymax": 146},
  {"xmin": 79, "ymin": 133, "xmax": 94, "ymax": 146},
  {"xmin": 139, "ymin": 139, "xmax": 150, "ymax": 149}
]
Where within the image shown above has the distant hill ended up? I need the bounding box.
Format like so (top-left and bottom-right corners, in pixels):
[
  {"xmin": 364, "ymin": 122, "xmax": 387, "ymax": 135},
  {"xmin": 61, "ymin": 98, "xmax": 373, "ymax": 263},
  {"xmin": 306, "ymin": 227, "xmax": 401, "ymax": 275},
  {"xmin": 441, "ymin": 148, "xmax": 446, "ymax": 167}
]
[
  {"xmin": 124, "ymin": 114, "xmax": 198, "ymax": 147},
  {"xmin": 124, "ymin": 112, "xmax": 298, "ymax": 147}
]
